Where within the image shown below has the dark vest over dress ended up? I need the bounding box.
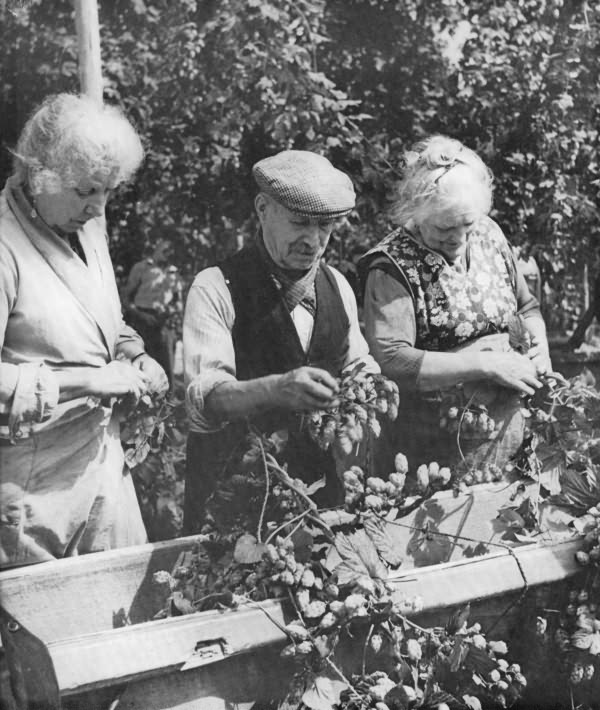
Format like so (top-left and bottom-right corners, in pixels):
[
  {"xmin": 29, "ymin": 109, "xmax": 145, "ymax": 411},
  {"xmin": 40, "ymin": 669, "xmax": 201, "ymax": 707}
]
[
  {"xmin": 184, "ymin": 244, "xmax": 350, "ymax": 533},
  {"xmin": 360, "ymin": 217, "xmax": 524, "ymax": 473}
]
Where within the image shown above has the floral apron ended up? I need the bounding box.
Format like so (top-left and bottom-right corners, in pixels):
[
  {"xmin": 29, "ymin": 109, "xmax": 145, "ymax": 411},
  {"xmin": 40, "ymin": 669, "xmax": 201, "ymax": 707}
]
[{"xmin": 364, "ymin": 218, "xmax": 525, "ymax": 473}]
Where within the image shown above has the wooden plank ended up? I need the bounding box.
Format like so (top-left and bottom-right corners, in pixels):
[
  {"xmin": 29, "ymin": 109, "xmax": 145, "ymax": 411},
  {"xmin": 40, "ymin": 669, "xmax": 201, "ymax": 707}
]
[
  {"xmin": 74, "ymin": 0, "xmax": 103, "ymax": 105},
  {"xmin": 0, "ymin": 536, "xmax": 198, "ymax": 641},
  {"xmin": 112, "ymin": 648, "xmax": 291, "ymax": 710},
  {"xmin": 387, "ymin": 537, "xmax": 581, "ymax": 611},
  {"xmin": 52, "ymin": 600, "xmax": 287, "ymax": 695}
]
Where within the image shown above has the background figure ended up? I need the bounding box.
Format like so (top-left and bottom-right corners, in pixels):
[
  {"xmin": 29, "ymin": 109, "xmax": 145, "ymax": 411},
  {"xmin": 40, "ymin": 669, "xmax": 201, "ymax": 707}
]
[
  {"xmin": 569, "ymin": 271, "xmax": 600, "ymax": 349},
  {"xmin": 514, "ymin": 244, "xmax": 543, "ymax": 304},
  {"xmin": 122, "ymin": 239, "xmax": 183, "ymax": 387},
  {"xmin": 0, "ymin": 93, "xmax": 168, "ymax": 568}
]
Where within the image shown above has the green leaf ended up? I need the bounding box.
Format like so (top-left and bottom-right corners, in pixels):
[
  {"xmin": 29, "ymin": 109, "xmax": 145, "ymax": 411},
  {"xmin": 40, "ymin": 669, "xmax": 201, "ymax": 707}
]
[
  {"xmin": 333, "ymin": 528, "xmax": 389, "ymax": 586},
  {"xmin": 233, "ymin": 533, "xmax": 267, "ymax": 564},
  {"xmin": 363, "ymin": 514, "xmax": 403, "ymax": 567},
  {"xmin": 496, "ymin": 507, "xmax": 526, "ymax": 529},
  {"xmin": 449, "ymin": 639, "xmax": 469, "ymax": 672},
  {"xmin": 464, "ymin": 646, "xmax": 497, "ymax": 675}
]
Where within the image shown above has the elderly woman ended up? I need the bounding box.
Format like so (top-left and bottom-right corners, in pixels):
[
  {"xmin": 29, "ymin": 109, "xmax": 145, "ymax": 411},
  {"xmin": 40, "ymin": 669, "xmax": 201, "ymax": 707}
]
[
  {"xmin": 361, "ymin": 135, "xmax": 551, "ymax": 473},
  {"xmin": 0, "ymin": 93, "xmax": 167, "ymax": 568}
]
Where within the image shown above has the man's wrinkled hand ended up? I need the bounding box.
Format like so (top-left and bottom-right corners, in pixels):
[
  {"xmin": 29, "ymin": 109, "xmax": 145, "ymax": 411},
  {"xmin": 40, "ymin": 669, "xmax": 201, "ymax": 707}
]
[{"xmin": 273, "ymin": 366, "xmax": 339, "ymax": 411}]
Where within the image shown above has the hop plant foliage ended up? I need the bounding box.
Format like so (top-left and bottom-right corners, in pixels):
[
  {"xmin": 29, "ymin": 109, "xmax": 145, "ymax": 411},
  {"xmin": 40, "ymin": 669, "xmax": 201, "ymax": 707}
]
[
  {"xmin": 150, "ymin": 413, "xmax": 525, "ymax": 710},
  {"xmin": 305, "ymin": 368, "xmax": 400, "ymax": 455}
]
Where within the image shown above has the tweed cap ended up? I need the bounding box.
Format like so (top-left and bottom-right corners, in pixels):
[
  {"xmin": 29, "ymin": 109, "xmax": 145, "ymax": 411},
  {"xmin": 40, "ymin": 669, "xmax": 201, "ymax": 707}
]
[{"xmin": 252, "ymin": 150, "xmax": 355, "ymax": 219}]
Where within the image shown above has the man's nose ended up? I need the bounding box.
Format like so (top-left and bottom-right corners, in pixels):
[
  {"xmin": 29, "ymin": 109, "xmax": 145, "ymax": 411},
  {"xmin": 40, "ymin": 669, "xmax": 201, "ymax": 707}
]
[{"xmin": 304, "ymin": 223, "xmax": 323, "ymax": 244}]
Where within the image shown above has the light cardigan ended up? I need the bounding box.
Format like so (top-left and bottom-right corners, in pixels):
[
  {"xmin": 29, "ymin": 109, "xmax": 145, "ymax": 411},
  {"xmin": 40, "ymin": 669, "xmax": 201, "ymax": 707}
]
[
  {"xmin": 0, "ymin": 178, "xmax": 144, "ymax": 439},
  {"xmin": 0, "ymin": 178, "xmax": 147, "ymax": 566}
]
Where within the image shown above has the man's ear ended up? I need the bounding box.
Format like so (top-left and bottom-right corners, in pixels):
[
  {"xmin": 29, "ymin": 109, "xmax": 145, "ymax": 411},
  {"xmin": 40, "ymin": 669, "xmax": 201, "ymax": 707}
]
[{"xmin": 255, "ymin": 192, "xmax": 268, "ymax": 222}]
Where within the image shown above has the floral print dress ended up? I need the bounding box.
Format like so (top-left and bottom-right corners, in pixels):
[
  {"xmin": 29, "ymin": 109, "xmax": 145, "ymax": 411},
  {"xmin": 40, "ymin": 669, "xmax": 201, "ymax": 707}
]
[
  {"xmin": 369, "ymin": 216, "xmax": 518, "ymax": 352},
  {"xmin": 362, "ymin": 216, "xmax": 524, "ymax": 472}
]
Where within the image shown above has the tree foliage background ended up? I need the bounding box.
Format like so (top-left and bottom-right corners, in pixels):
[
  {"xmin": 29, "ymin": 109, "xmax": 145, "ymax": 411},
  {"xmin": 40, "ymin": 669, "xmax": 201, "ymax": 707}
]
[{"xmin": 1, "ymin": 0, "xmax": 599, "ymax": 332}]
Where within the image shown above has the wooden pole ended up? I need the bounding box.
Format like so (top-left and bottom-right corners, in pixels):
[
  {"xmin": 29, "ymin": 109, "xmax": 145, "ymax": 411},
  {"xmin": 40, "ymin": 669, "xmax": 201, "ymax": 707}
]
[{"xmin": 74, "ymin": 0, "xmax": 103, "ymax": 106}]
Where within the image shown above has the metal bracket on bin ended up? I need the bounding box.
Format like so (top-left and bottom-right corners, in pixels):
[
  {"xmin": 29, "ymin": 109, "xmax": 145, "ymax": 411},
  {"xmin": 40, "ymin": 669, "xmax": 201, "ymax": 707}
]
[{"xmin": 180, "ymin": 638, "xmax": 232, "ymax": 672}]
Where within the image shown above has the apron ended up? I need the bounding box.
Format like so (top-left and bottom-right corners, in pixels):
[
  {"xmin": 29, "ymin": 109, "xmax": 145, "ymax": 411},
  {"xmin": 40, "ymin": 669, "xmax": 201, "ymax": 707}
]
[
  {"xmin": 0, "ymin": 406, "xmax": 146, "ymax": 568},
  {"xmin": 362, "ymin": 219, "xmax": 524, "ymax": 473}
]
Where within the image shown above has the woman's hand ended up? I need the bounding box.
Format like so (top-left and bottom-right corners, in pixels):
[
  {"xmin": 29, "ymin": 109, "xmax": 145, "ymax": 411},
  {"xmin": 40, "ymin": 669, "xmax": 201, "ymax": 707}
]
[
  {"xmin": 527, "ymin": 336, "xmax": 553, "ymax": 376},
  {"xmin": 88, "ymin": 360, "xmax": 151, "ymax": 401},
  {"xmin": 132, "ymin": 353, "xmax": 169, "ymax": 395},
  {"xmin": 482, "ymin": 351, "xmax": 543, "ymax": 396}
]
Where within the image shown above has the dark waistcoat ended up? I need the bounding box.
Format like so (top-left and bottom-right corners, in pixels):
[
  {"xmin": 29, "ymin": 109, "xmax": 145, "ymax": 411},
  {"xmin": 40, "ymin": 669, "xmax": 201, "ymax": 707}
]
[
  {"xmin": 220, "ymin": 243, "xmax": 350, "ymax": 382},
  {"xmin": 184, "ymin": 244, "xmax": 350, "ymax": 532}
]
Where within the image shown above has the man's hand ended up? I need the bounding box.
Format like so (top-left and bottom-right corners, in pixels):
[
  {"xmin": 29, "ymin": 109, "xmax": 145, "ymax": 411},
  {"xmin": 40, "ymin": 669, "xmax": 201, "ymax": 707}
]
[
  {"xmin": 132, "ymin": 353, "xmax": 169, "ymax": 396},
  {"xmin": 273, "ymin": 366, "xmax": 339, "ymax": 411}
]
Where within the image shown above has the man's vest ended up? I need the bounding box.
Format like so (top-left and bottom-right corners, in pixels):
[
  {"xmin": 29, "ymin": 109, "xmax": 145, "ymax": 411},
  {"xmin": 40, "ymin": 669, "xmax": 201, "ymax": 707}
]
[
  {"xmin": 221, "ymin": 242, "xmax": 349, "ymax": 384},
  {"xmin": 183, "ymin": 244, "xmax": 350, "ymax": 532}
]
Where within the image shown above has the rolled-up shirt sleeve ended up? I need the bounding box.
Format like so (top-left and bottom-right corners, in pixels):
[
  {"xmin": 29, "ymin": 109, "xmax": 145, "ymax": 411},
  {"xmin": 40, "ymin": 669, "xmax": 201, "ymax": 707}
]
[
  {"xmin": 363, "ymin": 267, "xmax": 424, "ymax": 391},
  {"xmin": 183, "ymin": 267, "xmax": 237, "ymax": 432},
  {"xmin": 329, "ymin": 267, "xmax": 380, "ymax": 375},
  {"xmin": 115, "ymin": 322, "xmax": 146, "ymax": 361},
  {"xmin": 0, "ymin": 244, "xmax": 59, "ymax": 432}
]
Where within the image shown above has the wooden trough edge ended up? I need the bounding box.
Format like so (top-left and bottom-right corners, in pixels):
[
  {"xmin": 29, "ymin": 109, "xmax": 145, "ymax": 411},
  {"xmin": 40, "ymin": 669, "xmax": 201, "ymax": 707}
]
[
  {"xmin": 52, "ymin": 599, "xmax": 288, "ymax": 695},
  {"xmin": 49, "ymin": 537, "xmax": 581, "ymax": 695}
]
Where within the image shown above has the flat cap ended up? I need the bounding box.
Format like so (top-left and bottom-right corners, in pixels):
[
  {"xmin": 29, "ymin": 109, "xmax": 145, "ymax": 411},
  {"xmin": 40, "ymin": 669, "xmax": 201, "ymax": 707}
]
[{"xmin": 252, "ymin": 150, "xmax": 355, "ymax": 219}]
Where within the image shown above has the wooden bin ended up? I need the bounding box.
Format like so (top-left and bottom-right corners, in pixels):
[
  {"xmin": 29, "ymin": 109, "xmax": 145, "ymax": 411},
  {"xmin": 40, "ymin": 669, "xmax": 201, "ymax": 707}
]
[{"xmin": 0, "ymin": 531, "xmax": 583, "ymax": 710}]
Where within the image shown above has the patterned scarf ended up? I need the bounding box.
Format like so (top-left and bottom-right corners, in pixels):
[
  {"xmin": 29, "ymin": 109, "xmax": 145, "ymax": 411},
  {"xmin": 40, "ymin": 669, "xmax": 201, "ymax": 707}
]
[{"xmin": 255, "ymin": 233, "xmax": 318, "ymax": 315}]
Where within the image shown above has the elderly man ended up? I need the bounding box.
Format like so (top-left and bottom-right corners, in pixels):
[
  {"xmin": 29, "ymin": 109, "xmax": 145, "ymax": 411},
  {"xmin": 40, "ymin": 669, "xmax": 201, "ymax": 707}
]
[{"xmin": 183, "ymin": 150, "xmax": 378, "ymax": 530}]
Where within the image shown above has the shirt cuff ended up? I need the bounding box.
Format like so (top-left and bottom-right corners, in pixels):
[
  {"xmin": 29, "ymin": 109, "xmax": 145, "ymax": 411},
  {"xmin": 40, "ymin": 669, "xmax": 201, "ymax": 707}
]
[
  {"xmin": 185, "ymin": 370, "xmax": 237, "ymax": 432},
  {"xmin": 116, "ymin": 323, "xmax": 147, "ymax": 361},
  {"xmin": 116, "ymin": 340, "xmax": 146, "ymax": 362},
  {"xmin": 8, "ymin": 363, "xmax": 59, "ymax": 442}
]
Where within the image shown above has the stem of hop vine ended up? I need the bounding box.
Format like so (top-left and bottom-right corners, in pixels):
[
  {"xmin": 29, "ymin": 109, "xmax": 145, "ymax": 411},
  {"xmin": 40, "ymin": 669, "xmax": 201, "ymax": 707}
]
[
  {"xmin": 325, "ymin": 657, "xmax": 362, "ymax": 701},
  {"xmin": 256, "ymin": 435, "xmax": 270, "ymax": 543},
  {"xmin": 265, "ymin": 453, "xmax": 318, "ymax": 511},
  {"xmin": 265, "ymin": 509, "xmax": 311, "ymax": 546},
  {"xmin": 362, "ymin": 623, "xmax": 374, "ymax": 676}
]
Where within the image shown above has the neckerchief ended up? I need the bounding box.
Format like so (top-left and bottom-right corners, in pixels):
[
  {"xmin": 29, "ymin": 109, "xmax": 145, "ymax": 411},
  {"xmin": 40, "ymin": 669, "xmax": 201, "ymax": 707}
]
[{"xmin": 255, "ymin": 234, "xmax": 318, "ymax": 315}]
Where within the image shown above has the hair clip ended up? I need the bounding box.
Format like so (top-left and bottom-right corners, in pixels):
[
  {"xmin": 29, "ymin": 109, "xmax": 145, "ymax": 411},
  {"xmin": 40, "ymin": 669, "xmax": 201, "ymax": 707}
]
[{"xmin": 434, "ymin": 159, "xmax": 463, "ymax": 184}]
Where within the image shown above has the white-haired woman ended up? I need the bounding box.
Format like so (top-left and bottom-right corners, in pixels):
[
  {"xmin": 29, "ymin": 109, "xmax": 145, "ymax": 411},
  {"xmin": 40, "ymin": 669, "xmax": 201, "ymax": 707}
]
[
  {"xmin": 361, "ymin": 135, "xmax": 551, "ymax": 473},
  {"xmin": 0, "ymin": 93, "xmax": 167, "ymax": 567}
]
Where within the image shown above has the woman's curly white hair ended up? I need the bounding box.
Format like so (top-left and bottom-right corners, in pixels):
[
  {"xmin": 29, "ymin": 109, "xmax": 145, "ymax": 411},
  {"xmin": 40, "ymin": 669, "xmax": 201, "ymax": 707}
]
[
  {"xmin": 13, "ymin": 93, "xmax": 144, "ymax": 195},
  {"xmin": 390, "ymin": 135, "xmax": 494, "ymax": 226}
]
